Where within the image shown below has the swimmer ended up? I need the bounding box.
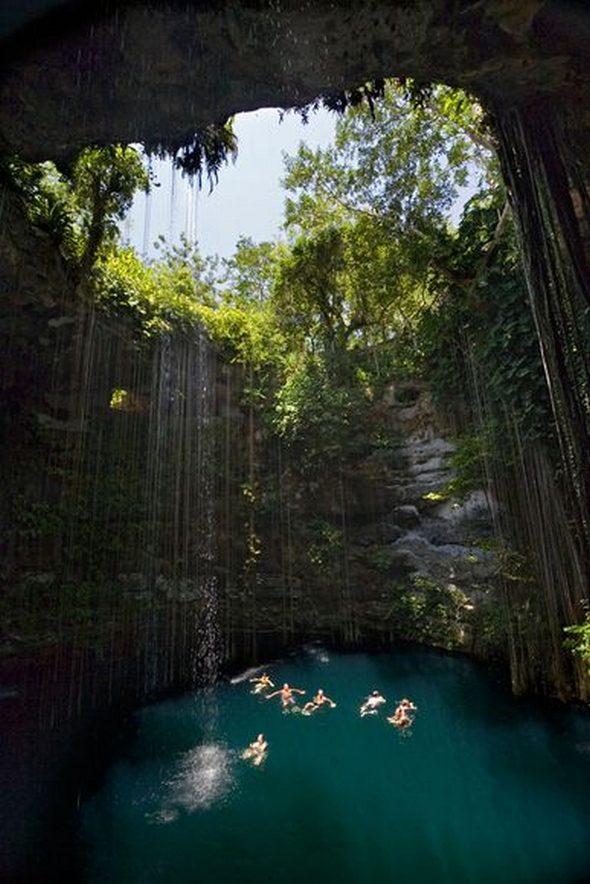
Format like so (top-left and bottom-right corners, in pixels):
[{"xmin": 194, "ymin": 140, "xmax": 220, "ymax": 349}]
[
  {"xmin": 266, "ymin": 683, "xmax": 306, "ymax": 710},
  {"xmin": 249, "ymin": 673, "xmax": 275, "ymax": 694},
  {"xmin": 398, "ymin": 697, "xmax": 417, "ymax": 712},
  {"xmin": 387, "ymin": 703, "xmax": 414, "ymax": 730},
  {"xmin": 387, "ymin": 710, "xmax": 412, "ymax": 729},
  {"xmin": 301, "ymin": 688, "xmax": 337, "ymax": 715},
  {"xmin": 242, "ymin": 733, "xmax": 268, "ymax": 765},
  {"xmin": 360, "ymin": 690, "xmax": 386, "ymax": 717}
]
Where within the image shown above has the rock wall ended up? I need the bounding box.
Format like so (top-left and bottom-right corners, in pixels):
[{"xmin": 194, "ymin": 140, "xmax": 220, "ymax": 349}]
[
  {"xmin": 239, "ymin": 380, "xmax": 503, "ymax": 659},
  {"xmin": 388, "ymin": 385, "xmax": 497, "ymax": 619},
  {"xmin": 1, "ymin": 1, "xmax": 588, "ymax": 162}
]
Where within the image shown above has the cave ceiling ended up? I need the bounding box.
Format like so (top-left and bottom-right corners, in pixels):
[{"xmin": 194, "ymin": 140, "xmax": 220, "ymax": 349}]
[{"xmin": 0, "ymin": 1, "xmax": 588, "ymax": 162}]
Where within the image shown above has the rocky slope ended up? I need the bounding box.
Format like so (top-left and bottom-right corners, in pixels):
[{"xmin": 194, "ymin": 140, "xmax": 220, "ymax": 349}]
[{"xmin": 387, "ymin": 385, "xmax": 497, "ymax": 606}]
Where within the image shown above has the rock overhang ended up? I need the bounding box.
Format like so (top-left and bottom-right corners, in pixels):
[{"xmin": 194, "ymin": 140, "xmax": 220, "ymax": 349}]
[{"xmin": 0, "ymin": 0, "xmax": 588, "ymax": 163}]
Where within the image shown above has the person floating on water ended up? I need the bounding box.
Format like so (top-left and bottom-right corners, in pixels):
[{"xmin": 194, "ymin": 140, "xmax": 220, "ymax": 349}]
[
  {"xmin": 249, "ymin": 673, "xmax": 275, "ymax": 695},
  {"xmin": 301, "ymin": 688, "xmax": 337, "ymax": 716},
  {"xmin": 387, "ymin": 698, "xmax": 417, "ymax": 730},
  {"xmin": 387, "ymin": 706, "xmax": 411, "ymax": 729},
  {"xmin": 242, "ymin": 733, "xmax": 268, "ymax": 766},
  {"xmin": 399, "ymin": 697, "xmax": 417, "ymax": 712},
  {"xmin": 266, "ymin": 683, "xmax": 306, "ymax": 710},
  {"xmin": 360, "ymin": 690, "xmax": 386, "ymax": 717}
]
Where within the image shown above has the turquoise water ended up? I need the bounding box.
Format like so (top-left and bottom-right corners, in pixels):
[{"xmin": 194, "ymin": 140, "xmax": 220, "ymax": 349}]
[{"xmin": 80, "ymin": 648, "xmax": 590, "ymax": 883}]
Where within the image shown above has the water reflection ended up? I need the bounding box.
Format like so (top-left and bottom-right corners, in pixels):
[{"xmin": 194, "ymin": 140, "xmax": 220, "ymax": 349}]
[{"xmin": 302, "ymin": 644, "xmax": 330, "ymax": 664}]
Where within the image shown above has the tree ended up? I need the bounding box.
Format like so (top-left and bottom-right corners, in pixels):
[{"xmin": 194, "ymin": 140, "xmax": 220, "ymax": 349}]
[
  {"xmin": 273, "ymin": 81, "xmax": 494, "ymax": 365},
  {"xmin": 218, "ymin": 236, "xmax": 282, "ymax": 306},
  {"xmin": 151, "ymin": 234, "xmax": 218, "ymax": 309},
  {"xmin": 272, "ymin": 219, "xmax": 423, "ymax": 356},
  {"xmin": 1, "ymin": 145, "xmax": 150, "ymax": 282},
  {"xmin": 73, "ymin": 145, "xmax": 149, "ymax": 279},
  {"xmin": 283, "ymin": 81, "xmax": 493, "ymax": 238}
]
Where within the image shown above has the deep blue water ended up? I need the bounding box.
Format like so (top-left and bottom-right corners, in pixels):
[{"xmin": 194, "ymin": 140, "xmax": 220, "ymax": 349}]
[{"xmin": 79, "ymin": 648, "xmax": 590, "ymax": 883}]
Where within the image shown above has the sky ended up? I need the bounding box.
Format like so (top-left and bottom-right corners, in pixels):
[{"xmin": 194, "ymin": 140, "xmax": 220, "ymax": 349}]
[
  {"xmin": 124, "ymin": 108, "xmax": 337, "ymax": 259},
  {"xmin": 124, "ymin": 105, "xmax": 477, "ymax": 261}
]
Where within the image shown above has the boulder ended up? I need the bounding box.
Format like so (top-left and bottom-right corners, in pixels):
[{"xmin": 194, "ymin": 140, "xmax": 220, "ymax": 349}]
[{"xmin": 392, "ymin": 505, "xmax": 421, "ymax": 528}]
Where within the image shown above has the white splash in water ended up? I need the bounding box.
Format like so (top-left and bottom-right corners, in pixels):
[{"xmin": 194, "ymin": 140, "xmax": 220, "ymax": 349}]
[
  {"xmin": 230, "ymin": 665, "xmax": 265, "ymax": 685},
  {"xmin": 153, "ymin": 742, "xmax": 234, "ymax": 823}
]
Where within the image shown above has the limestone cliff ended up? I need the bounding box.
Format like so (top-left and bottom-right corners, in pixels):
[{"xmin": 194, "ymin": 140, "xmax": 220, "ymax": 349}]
[{"xmin": 244, "ymin": 381, "xmax": 503, "ymax": 659}]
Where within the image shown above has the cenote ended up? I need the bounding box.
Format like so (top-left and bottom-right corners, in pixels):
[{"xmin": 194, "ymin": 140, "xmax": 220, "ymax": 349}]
[
  {"xmin": 79, "ymin": 648, "xmax": 590, "ymax": 884},
  {"xmin": 3, "ymin": 3, "xmax": 590, "ymax": 881}
]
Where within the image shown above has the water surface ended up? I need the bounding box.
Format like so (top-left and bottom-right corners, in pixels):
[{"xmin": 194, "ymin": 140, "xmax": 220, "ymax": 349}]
[{"xmin": 80, "ymin": 648, "xmax": 590, "ymax": 883}]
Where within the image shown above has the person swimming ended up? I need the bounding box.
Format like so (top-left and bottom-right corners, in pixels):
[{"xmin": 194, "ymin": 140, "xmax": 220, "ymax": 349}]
[
  {"xmin": 249, "ymin": 673, "xmax": 275, "ymax": 694},
  {"xmin": 242, "ymin": 733, "xmax": 268, "ymax": 765},
  {"xmin": 387, "ymin": 708, "xmax": 411, "ymax": 729},
  {"xmin": 398, "ymin": 697, "xmax": 417, "ymax": 712},
  {"xmin": 360, "ymin": 690, "xmax": 386, "ymax": 717},
  {"xmin": 266, "ymin": 683, "xmax": 306, "ymax": 710},
  {"xmin": 301, "ymin": 688, "xmax": 337, "ymax": 715},
  {"xmin": 387, "ymin": 701, "xmax": 415, "ymax": 729}
]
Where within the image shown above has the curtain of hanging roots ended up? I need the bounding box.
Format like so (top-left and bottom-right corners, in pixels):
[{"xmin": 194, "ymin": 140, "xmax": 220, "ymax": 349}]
[
  {"xmin": 461, "ymin": 323, "xmax": 589, "ymax": 700},
  {"xmin": 17, "ymin": 305, "xmax": 221, "ymax": 715},
  {"xmin": 495, "ymin": 103, "xmax": 590, "ymax": 579}
]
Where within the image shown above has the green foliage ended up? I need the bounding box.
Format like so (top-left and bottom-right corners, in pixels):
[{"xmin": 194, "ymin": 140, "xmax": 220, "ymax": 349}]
[
  {"xmin": 1, "ymin": 156, "xmax": 81, "ymax": 257},
  {"xmin": 95, "ymin": 242, "xmax": 287, "ymax": 373},
  {"xmin": 151, "ymin": 234, "xmax": 218, "ymax": 308},
  {"xmin": 218, "ymin": 236, "xmax": 281, "ymax": 305},
  {"xmin": 408, "ymin": 186, "xmax": 554, "ymax": 510},
  {"xmin": 273, "ymin": 219, "xmax": 415, "ymax": 353},
  {"xmin": 277, "ymin": 80, "xmax": 497, "ymax": 392},
  {"xmin": 5, "ymin": 80, "xmax": 507, "ymax": 486},
  {"xmin": 390, "ymin": 575, "xmax": 471, "ymax": 650},
  {"xmin": 72, "ymin": 146, "xmax": 149, "ymax": 235},
  {"xmin": 1, "ymin": 145, "xmax": 149, "ymax": 275},
  {"xmin": 93, "ymin": 246, "xmax": 168, "ymax": 334},
  {"xmin": 419, "ymin": 189, "xmax": 550, "ymax": 438},
  {"xmin": 306, "ymin": 519, "xmax": 344, "ymax": 568},
  {"xmin": 146, "ymin": 119, "xmax": 237, "ymax": 185},
  {"xmin": 445, "ymin": 435, "xmax": 488, "ymax": 499},
  {"xmin": 109, "ymin": 388, "xmax": 129, "ymax": 411},
  {"xmin": 564, "ymin": 609, "xmax": 590, "ymax": 671},
  {"xmin": 283, "ymin": 81, "xmax": 492, "ymax": 242},
  {"xmin": 273, "ymin": 353, "xmax": 370, "ymax": 467}
]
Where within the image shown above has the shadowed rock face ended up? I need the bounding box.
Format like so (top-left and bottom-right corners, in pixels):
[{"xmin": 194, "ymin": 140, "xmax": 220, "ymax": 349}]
[{"xmin": 0, "ymin": 0, "xmax": 588, "ymax": 162}]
